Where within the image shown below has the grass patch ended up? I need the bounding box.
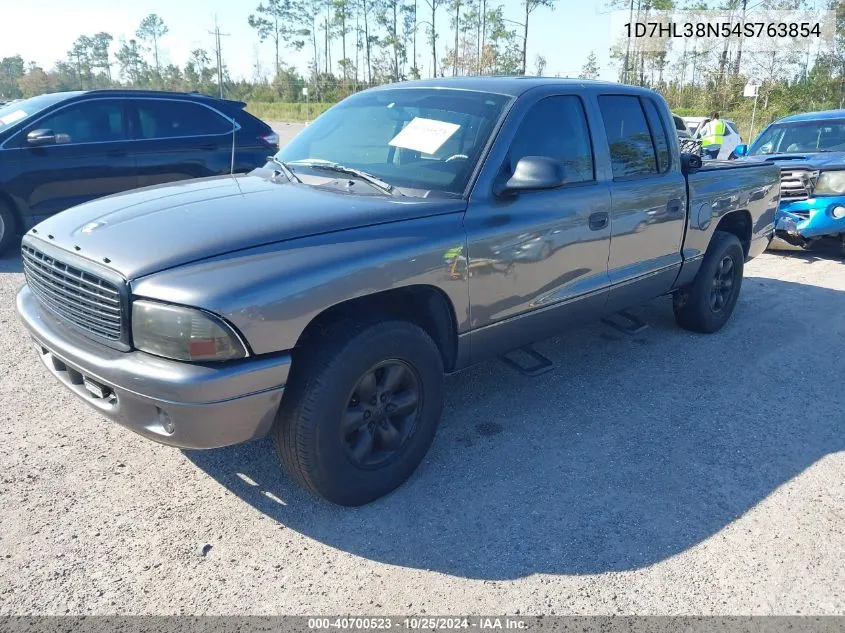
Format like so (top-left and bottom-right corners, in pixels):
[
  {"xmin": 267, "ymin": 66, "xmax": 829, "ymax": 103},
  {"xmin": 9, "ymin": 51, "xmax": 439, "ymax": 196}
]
[{"xmin": 246, "ymin": 102, "xmax": 334, "ymax": 122}]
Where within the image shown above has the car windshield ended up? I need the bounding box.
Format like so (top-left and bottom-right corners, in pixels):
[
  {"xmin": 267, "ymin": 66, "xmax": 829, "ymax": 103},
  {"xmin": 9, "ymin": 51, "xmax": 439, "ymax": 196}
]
[
  {"xmin": 0, "ymin": 93, "xmax": 77, "ymax": 132},
  {"xmin": 276, "ymin": 88, "xmax": 511, "ymax": 196},
  {"xmin": 748, "ymin": 119, "xmax": 845, "ymax": 155}
]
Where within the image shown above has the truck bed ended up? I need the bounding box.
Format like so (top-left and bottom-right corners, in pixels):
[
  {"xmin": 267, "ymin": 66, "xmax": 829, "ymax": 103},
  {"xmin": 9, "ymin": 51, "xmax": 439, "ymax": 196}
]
[{"xmin": 682, "ymin": 159, "xmax": 780, "ymax": 262}]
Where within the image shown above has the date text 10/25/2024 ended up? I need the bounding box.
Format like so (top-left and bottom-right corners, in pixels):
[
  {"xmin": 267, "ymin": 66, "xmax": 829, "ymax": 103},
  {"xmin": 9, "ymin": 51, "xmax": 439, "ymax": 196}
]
[{"xmin": 307, "ymin": 618, "xmax": 529, "ymax": 630}]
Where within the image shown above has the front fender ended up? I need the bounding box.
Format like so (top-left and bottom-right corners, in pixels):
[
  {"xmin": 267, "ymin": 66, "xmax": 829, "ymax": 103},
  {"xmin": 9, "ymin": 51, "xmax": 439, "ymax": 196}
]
[{"xmin": 130, "ymin": 213, "xmax": 469, "ymax": 355}]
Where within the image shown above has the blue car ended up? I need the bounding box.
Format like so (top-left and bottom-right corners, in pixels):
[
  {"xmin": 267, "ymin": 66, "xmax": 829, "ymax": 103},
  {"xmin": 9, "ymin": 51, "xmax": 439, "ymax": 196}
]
[{"xmin": 735, "ymin": 110, "xmax": 845, "ymax": 250}]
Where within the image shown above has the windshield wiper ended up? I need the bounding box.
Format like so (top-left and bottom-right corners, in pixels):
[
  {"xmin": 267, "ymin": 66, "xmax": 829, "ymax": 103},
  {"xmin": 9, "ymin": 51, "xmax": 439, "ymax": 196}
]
[
  {"xmin": 269, "ymin": 157, "xmax": 301, "ymax": 183},
  {"xmin": 286, "ymin": 159, "xmax": 397, "ymax": 195}
]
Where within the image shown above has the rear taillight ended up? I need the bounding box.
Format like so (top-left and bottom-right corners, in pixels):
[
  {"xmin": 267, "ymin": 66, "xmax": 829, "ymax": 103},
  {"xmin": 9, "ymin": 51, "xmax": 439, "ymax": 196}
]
[{"xmin": 259, "ymin": 132, "xmax": 279, "ymax": 150}]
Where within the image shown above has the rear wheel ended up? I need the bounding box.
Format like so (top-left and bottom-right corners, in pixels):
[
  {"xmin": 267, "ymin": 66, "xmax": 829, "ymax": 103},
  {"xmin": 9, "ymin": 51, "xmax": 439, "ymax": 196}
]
[
  {"xmin": 674, "ymin": 230, "xmax": 744, "ymax": 333},
  {"xmin": 0, "ymin": 200, "xmax": 17, "ymax": 257},
  {"xmin": 273, "ymin": 318, "xmax": 445, "ymax": 506}
]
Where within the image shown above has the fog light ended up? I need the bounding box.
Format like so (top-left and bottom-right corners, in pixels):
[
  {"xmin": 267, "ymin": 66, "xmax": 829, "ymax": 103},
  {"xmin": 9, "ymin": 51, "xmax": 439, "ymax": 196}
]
[
  {"xmin": 158, "ymin": 409, "xmax": 175, "ymax": 435},
  {"xmin": 831, "ymin": 205, "xmax": 845, "ymax": 219}
]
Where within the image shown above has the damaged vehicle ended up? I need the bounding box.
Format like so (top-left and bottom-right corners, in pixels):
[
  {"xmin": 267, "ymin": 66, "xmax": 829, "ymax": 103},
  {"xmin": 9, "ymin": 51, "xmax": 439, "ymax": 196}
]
[
  {"xmin": 735, "ymin": 110, "xmax": 845, "ymax": 251},
  {"xmin": 17, "ymin": 78, "xmax": 778, "ymax": 506}
]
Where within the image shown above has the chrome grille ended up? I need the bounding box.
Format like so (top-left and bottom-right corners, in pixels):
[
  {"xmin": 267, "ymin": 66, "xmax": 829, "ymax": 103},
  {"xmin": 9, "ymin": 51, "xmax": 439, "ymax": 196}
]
[
  {"xmin": 779, "ymin": 169, "xmax": 818, "ymax": 202},
  {"xmin": 22, "ymin": 245, "xmax": 123, "ymax": 341}
]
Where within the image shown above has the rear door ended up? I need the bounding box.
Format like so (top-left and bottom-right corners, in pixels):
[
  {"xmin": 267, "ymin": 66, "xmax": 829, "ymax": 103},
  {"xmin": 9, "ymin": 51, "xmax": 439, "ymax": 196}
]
[
  {"xmin": 597, "ymin": 94, "xmax": 687, "ymax": 312},
  {"xmin": 4, "ymin": 98, "xmax": 135, "ymax": 223},
  {"xmin": 127, "ymin": 98, "xmax": 236, "ymax": 189}
]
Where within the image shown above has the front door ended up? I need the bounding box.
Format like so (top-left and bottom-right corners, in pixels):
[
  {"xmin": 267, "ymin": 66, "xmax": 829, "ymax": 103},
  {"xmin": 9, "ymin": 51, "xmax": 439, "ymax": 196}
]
[
  {"xmin": 464, "ymin": 93, "xmax": 612, "ymax": 359},
  {"xmin": 8, "ymin": 98, "xmax": 135, "ymax": 225},
  {"xmin": 596, "ymin": 94, "xmax": 687, "ymax": 313}
]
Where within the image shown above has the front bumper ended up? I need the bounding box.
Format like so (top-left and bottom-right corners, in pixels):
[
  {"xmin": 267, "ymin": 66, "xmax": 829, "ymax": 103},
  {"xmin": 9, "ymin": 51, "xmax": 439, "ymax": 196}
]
[
  {"xmin": 776, "ymin": 197, "xmax": 845, "ymax": 240},
  {"xmin": 16, "ymin": 285, "xmax": 291, "ymax": 449}
]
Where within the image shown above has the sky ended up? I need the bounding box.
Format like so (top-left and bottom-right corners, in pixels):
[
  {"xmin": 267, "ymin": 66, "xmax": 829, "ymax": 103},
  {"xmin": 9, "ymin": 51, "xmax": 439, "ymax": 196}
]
[{"xmin": 0, "ymin": 0, "xmax": 619, "ymax": 82}]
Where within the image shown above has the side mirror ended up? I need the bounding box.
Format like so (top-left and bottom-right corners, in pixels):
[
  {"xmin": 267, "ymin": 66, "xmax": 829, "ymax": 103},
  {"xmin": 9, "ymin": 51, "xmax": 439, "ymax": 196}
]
[
  {"xmin": 498, "ymin": 156, "xmax": 566, "ymax": 196},
  {"xmin": 27, "ymin": 129, "xmax": 57, "ymax": 146},
  {"xmin": 681, "ymin": 152, "xmax": 703, "ymax": 173},
  {"xmin": 734, "ymin": 144, "xmax": 748, "ymax": 157}
]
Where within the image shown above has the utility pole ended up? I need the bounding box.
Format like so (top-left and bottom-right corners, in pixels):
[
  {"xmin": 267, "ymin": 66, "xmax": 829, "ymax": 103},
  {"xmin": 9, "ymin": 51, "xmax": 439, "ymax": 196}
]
[
  {"xmin": 208, "ymin": 15, "xmax": 230, "ymax": 99},
  {"xmin": 733, "ymin": 0, "xmax": 748, "ymax": 76},
  {"xmin": 623, "ymin": 0, "xmax": 634, "ymax": 83}
]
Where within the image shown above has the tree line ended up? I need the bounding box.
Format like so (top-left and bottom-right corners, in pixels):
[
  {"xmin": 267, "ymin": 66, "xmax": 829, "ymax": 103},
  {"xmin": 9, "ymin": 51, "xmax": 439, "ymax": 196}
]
[
  {"xmin": 2, "ymin": 0, "xmax": 845, "ymax": 139},
  {"xmin": 608, "ymin": 0, "xmax": 845, "ymax": 137},
  {"xmin": 0, "ymin": 0, "xmax": 558, "ymax": 105}
]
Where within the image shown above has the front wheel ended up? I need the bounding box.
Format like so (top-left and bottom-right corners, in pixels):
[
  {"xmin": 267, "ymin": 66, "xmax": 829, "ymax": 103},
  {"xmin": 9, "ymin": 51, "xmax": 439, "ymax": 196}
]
[
  {"xmin": 673, "ymin": 230, "xmax": 744, "ymax": 333},
  {"xmin": 273, "ymin": 319, "xmax": 445, "ymax": 506}
]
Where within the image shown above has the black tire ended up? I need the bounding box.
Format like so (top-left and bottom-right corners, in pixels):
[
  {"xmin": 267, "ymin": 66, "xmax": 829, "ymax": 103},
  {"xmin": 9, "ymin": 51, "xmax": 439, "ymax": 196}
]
[
  {"xmin": 273, "ymin": 319, "xmax": 445, "ymax": 506},
  {"xmin": 0, "ymin": 200, "xmax": 17, "ymax": 257},
  {"xmin": 673, "ymin": 230, "xmax": 744, "ymax": 333}
]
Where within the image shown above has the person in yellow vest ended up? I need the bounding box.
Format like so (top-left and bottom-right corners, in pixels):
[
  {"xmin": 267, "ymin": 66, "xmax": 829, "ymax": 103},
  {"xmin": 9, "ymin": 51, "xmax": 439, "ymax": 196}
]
[{"xmin": 699, "ymin": 111, "xmax": 726, "ymax": 159}]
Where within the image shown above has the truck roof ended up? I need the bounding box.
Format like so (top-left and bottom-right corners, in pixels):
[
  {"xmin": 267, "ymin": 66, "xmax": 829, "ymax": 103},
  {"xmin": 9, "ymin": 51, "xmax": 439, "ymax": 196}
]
[
  {"xmin": 369, "ymin": 76, "xmax": 655, "ymax": 98},
  {"xmin": 777, "ymin": 109, "xmax": 845, "ymax": 123}
]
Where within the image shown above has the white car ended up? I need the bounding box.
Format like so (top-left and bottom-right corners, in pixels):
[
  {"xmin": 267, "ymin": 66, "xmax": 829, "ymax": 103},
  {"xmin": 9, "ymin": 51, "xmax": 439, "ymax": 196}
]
[
  {"xmin": 682, "ymin": 116, "xmax": 708, "ymax": 135},
  {"xmin": 689, "ymin": 118, "xmax": 743, "ymax": 160}
]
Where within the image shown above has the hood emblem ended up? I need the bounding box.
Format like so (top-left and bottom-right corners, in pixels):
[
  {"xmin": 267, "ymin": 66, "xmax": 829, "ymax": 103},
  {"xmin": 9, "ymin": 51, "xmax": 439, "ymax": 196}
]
[{"xmin": 81, "ymin": 221, "xmax": 106, "ymax": 234}]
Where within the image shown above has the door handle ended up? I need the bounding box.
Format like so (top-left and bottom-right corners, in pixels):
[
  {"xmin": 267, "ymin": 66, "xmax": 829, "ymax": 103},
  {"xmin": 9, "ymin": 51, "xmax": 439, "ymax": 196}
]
[
  {"xmin": 107, "ymin": 149, "xmax": 127, "ymax": 157},
  {"xmin": 589, "ymin": 212, "xmax": 609, "ymax": 231},
  {"xmin": 200, "ymin": 144, "xmax": 219, "ymax": 151},
  {"xmin": 666, "ymin": 198, "xmax": 683, "ymax": 213}
]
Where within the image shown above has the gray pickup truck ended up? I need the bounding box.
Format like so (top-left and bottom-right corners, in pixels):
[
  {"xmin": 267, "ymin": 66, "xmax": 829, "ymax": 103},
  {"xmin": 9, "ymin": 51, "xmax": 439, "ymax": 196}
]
[{"xmin": 16, "ymin": 78, "xmax": 779, "ymax": 505}]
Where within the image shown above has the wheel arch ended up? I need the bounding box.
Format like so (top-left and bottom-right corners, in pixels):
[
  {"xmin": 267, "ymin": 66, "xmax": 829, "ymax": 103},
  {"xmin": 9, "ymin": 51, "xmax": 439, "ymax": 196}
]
[
  {"xmin": 714, "ymin": 209, "xmax": 752, "ymax": 257},
  {"xmin": 294, "ymin": 284, "xmax": 460, "ymax": 372}
]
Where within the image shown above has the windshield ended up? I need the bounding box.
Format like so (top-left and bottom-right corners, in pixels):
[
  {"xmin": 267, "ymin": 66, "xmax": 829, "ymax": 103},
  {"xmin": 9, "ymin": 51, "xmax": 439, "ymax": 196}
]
[
  {"xmin": 0, "ymin": 93, "xmax": 77, "ymax": 132},
  {"xmin": 748, "ymin": 119, "xmax": 845, "ymax": 155},
  {"xmin": 276, "ymin": 88, "xmax": 511, "ymax": 196}
]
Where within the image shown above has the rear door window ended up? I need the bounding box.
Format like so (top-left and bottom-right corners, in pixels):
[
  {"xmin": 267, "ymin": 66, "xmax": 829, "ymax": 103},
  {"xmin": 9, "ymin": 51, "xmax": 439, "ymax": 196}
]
[
  {"xmin": 32, "ymin": 100, "xmax": 125, "ymax": 144},
  {"xmin": 642, "ymin": 99, "xmax": 671, "ymax": 173},
  {"xmin": 133, "ymin": 100, "xmax": 232, "ymax": 140},
  {"xmin": 598, "ymin": 95, "xmax": 659, "ymax": 178}
]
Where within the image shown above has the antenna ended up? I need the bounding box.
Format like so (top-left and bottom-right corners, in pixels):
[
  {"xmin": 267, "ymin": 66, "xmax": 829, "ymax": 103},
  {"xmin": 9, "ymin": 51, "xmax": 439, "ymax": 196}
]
[
  {"xmin": 230, "ymin": 113, "xmax": 236, "ymax": 176},
  {"xmin": 207, "ymin": 14, "xmax": 235, "ymax": 176}
]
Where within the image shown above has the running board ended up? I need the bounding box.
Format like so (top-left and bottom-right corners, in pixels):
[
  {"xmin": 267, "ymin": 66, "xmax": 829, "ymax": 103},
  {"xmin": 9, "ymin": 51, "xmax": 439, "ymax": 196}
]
[
  {"xmin": 601, "ymin": 310, "xmax": 648, "ymax": 336},
  {"xmin": 499, "ymin": 345, "xmax": 554, "ymax": 377}
]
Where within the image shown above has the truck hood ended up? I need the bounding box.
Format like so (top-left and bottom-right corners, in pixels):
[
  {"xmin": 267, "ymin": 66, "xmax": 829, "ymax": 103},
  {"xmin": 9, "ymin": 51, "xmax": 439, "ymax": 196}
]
[
  {"xmin": 27, "ymin": 172, "xmax": 466, "ymax": 280},
  {"xmin": 748, "ymin": 152, "xmax": 845, "ymax": 170}
]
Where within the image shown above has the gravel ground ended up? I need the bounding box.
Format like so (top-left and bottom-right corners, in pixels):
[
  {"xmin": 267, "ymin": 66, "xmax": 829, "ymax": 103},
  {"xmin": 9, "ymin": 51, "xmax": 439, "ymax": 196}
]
[{"xmin": 1, "ymin": 125, "xmax": 843, "ymax": 615}]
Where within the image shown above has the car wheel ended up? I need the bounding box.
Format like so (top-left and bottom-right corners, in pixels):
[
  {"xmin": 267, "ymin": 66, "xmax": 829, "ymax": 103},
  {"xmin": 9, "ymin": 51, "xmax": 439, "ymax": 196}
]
[
  {"xmin": 273, "ymin": 318, "xmax": 445, "ymax": 506},
  {"xmin": 673, "ymin": 230, "xmax": 744, "ymax": 333},
  {"xmin": 0, "ymin": 200, "xmax": 17, "ymax": 256}
]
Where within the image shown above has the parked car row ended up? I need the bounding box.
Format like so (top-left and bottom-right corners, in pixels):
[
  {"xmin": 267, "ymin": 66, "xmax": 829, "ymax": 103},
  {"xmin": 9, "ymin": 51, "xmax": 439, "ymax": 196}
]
[
  {"xmin": 13, "ymin": 79, "xmax": 778, "ymax": 505},
  {"xmin": 0, "ymin": 89, "xmax": 278, "ymax": 254}
]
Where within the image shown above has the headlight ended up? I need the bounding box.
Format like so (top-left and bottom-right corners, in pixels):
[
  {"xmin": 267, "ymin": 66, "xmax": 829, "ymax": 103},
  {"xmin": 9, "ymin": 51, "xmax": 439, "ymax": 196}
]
[
  {"xmin": 132, "ymin": 300, "xmax": 247, "ymax": 362},
  {"xmin": 814, "ymin": 170, "xmax": 845, "ymax": 196}
]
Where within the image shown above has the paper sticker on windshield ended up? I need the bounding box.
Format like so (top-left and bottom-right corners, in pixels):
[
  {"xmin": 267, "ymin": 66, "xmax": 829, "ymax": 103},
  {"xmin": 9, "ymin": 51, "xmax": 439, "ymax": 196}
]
[
  {"xmin": 0, "ymin": 109, "xmax": 27, "ymax": 125},
  {"xmin": 388, "ymin": 117, "xmax": 460, "ymax": 155}
]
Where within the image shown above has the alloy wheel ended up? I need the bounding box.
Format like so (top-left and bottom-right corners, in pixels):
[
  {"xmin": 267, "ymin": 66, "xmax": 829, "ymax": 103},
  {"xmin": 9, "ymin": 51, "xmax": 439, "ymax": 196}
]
[
  {"xmin": 341, "ymin": 360, "xmax": 423, "ymax": 469},
  {"xmin": 710, "ymin": 254, "xmax": 736, "ymax": 312}
]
